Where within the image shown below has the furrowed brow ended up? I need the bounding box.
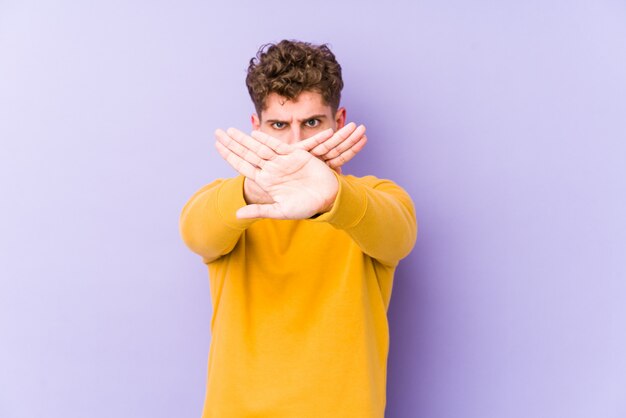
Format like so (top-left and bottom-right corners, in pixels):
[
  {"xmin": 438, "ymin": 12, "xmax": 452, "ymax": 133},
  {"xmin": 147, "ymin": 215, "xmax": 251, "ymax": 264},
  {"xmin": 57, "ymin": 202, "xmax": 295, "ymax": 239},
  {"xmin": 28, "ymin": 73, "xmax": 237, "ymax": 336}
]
[{"xmin": 297, "ymin": 114, "xmax": 327, "ymax": 123}]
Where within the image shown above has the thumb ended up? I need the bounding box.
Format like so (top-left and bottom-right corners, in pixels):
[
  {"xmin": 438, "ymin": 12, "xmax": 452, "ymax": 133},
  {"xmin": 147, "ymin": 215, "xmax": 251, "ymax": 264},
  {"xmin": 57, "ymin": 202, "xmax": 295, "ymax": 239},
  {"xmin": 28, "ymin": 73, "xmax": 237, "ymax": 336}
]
[{"xmin": 236, "ymin": 203, "xmax": 285, "ymax": 219}]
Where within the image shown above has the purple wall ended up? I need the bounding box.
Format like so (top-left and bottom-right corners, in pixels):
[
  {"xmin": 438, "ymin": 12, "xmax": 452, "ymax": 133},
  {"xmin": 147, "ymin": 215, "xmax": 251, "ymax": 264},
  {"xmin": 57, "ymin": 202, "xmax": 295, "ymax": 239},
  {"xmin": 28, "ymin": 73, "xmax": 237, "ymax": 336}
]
[{"xmin": 1, "ymin": 1, "xmax": 625, "ymax": 417}]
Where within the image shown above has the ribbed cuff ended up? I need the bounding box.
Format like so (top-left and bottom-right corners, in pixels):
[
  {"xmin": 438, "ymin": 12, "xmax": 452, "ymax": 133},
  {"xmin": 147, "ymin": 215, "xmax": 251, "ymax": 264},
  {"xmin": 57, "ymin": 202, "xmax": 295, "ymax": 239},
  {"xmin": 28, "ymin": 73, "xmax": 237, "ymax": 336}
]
[
  {"xmin": 216, "ymin": 176, "xmax": 257, "ymax": 229},
  {"xmin": 310, "ymin": 174, "xmax": 368, "ymax": 230}
]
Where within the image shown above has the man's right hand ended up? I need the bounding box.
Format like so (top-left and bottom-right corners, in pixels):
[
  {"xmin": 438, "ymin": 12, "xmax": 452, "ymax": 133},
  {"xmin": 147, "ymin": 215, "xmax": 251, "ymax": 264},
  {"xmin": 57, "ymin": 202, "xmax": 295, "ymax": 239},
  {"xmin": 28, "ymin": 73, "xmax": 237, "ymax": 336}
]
[{"xmin": 296, "ymin": 122, "xmax": 367, "ymax": 174}]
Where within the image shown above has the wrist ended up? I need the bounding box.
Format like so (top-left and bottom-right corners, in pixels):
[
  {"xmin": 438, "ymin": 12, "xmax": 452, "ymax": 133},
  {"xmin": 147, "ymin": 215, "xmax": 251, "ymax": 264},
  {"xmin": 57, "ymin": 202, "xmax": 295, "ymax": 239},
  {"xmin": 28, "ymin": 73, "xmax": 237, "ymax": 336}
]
[
  {"xmin": 243, "ymin": 177, "xmax": 273, "ymax": 204},
  {"xmin": 243, "ymin": 178, "xmax": 256, "ymax": 204},
  {"xmin": 319, "ymin": 174, "xmax": 339, "ymax": 214}
]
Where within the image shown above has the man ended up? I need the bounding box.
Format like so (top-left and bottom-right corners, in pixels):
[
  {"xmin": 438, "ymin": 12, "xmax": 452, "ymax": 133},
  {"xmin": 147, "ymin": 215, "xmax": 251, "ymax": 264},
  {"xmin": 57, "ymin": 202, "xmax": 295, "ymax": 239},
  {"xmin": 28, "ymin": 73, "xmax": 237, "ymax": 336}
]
[{"xmin": 180, "ymin": 40, "xmax": 417, "ymax": 417}]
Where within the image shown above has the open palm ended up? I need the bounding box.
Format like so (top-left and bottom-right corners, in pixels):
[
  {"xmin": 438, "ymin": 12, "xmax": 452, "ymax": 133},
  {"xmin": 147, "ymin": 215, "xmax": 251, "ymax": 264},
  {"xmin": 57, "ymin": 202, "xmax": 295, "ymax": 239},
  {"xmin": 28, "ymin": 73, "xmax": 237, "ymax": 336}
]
[{"xmin": 215, "ymin": 128, "xmax": 338, "ymax": 219}]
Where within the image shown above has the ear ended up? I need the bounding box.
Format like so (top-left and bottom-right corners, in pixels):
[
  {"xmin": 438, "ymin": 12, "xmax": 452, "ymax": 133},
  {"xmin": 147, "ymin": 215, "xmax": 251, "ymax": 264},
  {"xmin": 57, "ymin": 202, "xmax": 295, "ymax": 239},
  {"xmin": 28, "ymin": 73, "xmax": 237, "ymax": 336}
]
[
  {"xmin": 251, "ymin": 113, "xmax": 261, "ymax": 130},
  {"xmin": 334, "ymin": 107, "xmax": 346, "ymax": 129}
]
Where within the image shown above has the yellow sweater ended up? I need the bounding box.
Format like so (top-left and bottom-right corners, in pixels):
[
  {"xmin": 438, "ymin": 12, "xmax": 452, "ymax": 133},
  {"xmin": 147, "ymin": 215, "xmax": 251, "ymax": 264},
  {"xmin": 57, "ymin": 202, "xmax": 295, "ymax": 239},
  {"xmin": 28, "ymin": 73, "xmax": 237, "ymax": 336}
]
[{"xmin": 180, "ymin": 174, "xmax": 417, "ymax": 417}]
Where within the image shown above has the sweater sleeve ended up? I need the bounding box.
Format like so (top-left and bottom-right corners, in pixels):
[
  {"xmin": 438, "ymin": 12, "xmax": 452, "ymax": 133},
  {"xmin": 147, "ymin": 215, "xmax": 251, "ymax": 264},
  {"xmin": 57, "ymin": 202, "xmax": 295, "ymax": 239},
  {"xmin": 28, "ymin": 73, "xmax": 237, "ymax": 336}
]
[
  {"xmin": 179, "ymin": 176, "xmax": 256, "ymax": 263},
  {"xmin": 310, "ymin": 174, "xmax": 417, "ymax": 266}
]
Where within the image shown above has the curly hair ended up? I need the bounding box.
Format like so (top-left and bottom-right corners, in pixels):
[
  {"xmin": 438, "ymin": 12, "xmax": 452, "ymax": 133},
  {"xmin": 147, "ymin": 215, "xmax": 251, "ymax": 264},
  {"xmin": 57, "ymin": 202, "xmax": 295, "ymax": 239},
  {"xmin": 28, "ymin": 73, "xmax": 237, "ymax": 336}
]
[{"xmin": 245, "ymin": 40, "xmax": 343, "ymax": 116}]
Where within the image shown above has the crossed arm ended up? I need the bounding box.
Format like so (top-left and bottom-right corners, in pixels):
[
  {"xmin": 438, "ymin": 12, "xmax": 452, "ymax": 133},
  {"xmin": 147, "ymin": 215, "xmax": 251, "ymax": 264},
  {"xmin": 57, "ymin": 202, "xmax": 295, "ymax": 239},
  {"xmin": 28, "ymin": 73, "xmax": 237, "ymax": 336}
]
[
  {"xmin": 214, "ymin": 123, "xmax": 367, "ymax": 220},
  {"xmin": 180, "ymin": 123, "xmax": 416, "ymax": 264}
]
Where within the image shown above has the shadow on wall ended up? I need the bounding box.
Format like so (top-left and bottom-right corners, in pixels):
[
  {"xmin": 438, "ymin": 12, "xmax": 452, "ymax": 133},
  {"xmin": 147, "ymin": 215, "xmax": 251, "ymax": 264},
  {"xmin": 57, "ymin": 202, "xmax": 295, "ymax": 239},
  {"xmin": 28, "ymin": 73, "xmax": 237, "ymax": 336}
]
[{"xmin": 386, "ymin": 253, "xmax": 430, "ymax": 417}]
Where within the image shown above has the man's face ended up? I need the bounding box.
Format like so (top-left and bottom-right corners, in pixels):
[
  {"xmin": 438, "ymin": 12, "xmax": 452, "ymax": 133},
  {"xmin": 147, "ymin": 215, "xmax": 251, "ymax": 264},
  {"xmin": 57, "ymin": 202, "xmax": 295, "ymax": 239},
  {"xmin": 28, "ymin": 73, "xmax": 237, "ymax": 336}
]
[{"xmin": 251, "ymin": 90, "xmax": 346, "ymax": 145}]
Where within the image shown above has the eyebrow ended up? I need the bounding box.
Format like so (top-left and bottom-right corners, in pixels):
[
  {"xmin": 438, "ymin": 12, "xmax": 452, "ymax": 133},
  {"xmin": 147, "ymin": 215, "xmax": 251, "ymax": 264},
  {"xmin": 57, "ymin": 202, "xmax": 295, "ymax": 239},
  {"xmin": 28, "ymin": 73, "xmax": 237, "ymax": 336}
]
[{"xmin": 265, "ymin": 114, "xmax": 328, "ymax": 124}]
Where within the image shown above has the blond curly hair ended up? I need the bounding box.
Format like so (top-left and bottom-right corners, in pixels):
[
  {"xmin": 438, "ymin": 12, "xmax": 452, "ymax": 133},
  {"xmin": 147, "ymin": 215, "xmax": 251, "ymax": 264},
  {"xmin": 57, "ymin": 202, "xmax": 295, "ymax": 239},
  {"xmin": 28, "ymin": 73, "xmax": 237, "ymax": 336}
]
[{"xmin": 245, "ymin": 40, "xmax": 344, "ymax": 116}]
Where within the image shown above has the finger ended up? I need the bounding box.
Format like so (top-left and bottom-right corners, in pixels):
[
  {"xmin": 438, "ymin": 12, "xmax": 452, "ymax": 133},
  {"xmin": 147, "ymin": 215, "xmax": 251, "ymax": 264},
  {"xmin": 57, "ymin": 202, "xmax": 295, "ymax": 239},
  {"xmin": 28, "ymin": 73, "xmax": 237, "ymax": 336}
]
[
  {"xmin": 215, "ymin": 129, "xmax": 265, "ymax": 168},
  {"xmin": 295, "ymin": 128, "xmax": 334, "ymax": 151},
  {"xmin": 325, "ymin": 135, "xmax": 367, "ymax": 169},
  {"xmin": 310, "ymin": 123, "xmax": 361, "ymax": 157},
  {"xmin": 224, "ymin": 128, "xmax": 276, "ymax": 160},
  {"xmin": 236, "ymin": 203, "xmax": 285, "ymax": 219},
  {"xmin": 316, "ymin": 123, "xmax": 364, "ymax": 158},
  {"xmin": 250, "ymin": 130, "xmax": 293, "ymax": 155},
  {"xmin": 320, "ymin": 125, "xmax": 366, "ymax": 160},
  {"xmin": 309, "ymin": 122, "xmax": 357, "ymax": 156},
  {"xmin": 324, "ymin": 131, "xmax": 367, "ymax": 161},
  {"xmin": 215, "ymin": 140, "xmax": 259, "ymax": 180}
]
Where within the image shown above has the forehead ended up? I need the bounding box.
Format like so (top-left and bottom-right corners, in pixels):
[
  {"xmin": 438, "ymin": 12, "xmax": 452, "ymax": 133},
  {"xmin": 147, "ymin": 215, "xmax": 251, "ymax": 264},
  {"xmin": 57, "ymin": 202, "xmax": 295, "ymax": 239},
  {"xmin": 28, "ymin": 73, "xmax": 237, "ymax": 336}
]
[{"xmin": 261, "ymin": 91, "xmax": 333, "ymax": 120}]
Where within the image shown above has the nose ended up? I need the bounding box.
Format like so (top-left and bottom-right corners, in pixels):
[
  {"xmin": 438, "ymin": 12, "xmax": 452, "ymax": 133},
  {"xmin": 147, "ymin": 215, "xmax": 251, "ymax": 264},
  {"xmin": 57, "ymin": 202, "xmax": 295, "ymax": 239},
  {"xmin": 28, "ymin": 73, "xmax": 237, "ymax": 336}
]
[{"xmin": 285, "ymin": 125, "xmax": 304, "ymax": 145}]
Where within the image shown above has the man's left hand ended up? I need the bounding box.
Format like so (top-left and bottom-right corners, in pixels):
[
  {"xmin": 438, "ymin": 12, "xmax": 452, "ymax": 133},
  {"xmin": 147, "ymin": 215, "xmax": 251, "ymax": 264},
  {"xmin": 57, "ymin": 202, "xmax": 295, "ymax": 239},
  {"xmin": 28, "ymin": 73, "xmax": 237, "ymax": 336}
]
[{"xmin": 215, "ymin": 128, "xmax": 339, "ymax": 220}]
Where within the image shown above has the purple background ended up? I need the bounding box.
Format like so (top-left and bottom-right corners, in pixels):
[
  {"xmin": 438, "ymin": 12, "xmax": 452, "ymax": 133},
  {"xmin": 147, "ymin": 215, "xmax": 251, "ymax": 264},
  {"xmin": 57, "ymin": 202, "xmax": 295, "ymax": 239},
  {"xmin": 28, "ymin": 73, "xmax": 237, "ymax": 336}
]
[{"xmin": 1, "ymin": 1, "xmax": 625, "ymax": 417}]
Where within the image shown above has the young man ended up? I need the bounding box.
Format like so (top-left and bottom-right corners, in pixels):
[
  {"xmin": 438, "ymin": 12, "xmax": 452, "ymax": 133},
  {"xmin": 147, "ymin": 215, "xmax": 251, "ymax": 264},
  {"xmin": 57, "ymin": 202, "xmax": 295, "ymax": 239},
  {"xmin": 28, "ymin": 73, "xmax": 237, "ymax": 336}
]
[{"xmin": 180, "ymin": 40, "xmax": 417, "ymax": 417}]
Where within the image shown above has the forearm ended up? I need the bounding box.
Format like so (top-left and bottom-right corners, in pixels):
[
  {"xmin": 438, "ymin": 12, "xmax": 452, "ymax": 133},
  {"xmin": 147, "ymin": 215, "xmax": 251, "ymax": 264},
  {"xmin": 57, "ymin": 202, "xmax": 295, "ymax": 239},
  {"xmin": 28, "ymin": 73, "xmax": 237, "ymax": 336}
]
[
  {"xmin": 311, "ymin": 174, "xmax": 417, "ymax": 266},
  {"xmin": 179, "ymin": 176, "xmax": 255, "ymax": 263}
]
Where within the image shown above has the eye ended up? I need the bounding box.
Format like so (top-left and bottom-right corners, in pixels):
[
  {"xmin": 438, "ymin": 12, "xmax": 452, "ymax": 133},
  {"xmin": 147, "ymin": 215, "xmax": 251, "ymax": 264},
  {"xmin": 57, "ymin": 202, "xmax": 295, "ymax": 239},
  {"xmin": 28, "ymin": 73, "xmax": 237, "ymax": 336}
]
[
  {"xmin": 304, "ymin": 119, "xmax": 320, "ymax": 128},
  {"xmin": 271, "ymin": 122, "xmax": 287, "ymax": 129}
]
